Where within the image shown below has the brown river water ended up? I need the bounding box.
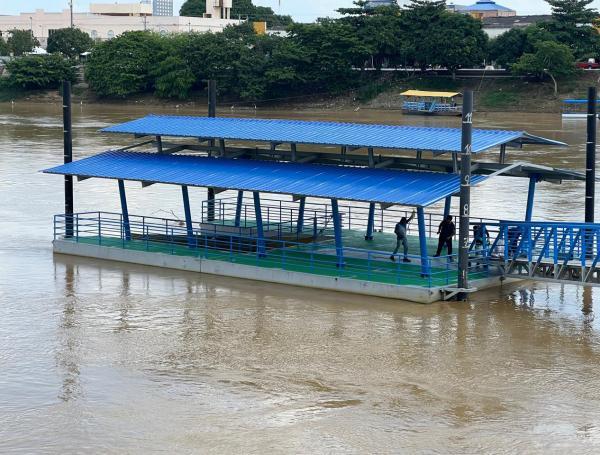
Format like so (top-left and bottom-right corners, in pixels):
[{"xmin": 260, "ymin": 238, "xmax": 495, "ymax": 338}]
[{"xmin": 1, "ymin": 102, "xmax": 600, "ymax": 453}]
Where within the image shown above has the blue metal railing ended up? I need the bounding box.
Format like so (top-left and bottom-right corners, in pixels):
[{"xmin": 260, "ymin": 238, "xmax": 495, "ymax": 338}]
[
  {"xmin": 53, "ymin": 211, "xmax": 493, "ymax": 288},
  {"xmin": 488, "ymin": 221, "xmax": 600, "ymax": 276}
]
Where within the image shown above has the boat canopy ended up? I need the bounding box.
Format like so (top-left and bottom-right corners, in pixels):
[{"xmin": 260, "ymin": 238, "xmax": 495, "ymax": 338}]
[
  {"xmin": 101, "ymin": 115, "xmax": 566, "ymax": 154},
  {"xmin": 401, "ymin": 90, "xmax": 462, "ymax": 98},
  {"xmin": 43, "ymin": 150, "xmax": 488, "ymax": 207},
  {"xmin": 563, "ymin": 99, "xmax": 600, "ymax": 104}
]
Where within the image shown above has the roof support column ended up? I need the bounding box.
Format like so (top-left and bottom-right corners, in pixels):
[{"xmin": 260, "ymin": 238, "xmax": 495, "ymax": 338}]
[
  {"xmin": 234, "ymin": 191, "xmax": 244, "ymax": 227},
  {"xmin": 181, "ymin": 186, "xmax": 195, "ymax": 248},
  {"xmin": 525, "ymin": 175, "xmax": 537, "ymax": 222},
  {"xmin": 156, "ymin": 135, "xmax": 163, "ymax": 153},
  {"xmin": 296, "ymin": 197, "xmax": 306, "ymax": 235},
  {"xmin": 368, "ymin": 147, "xmax": 374, "ymax": 168},
  {"xmin": 253, "ymin": 192, "xmax": 266, "ymax": 257},
  {"xmin": 417, "ymin": 207, "xmax": 430, "ymax": 276},
  {"xmin": 331, "ymin": 199, "xmax": 344, "ymax": 268},
  {"xmin": 365, "ymin": 202, "xmax": 376, "ymax": 241},
  {"xmin": 444, "ymin": 196, "xmax": 452, "ymax": 219},
  {"xmin": 499, "ymin": 144, "xmax": 506, "ymax": 164},
  {"xmin": 118, "ymin": 179, "xmax": 131, "ymax": 241},
  {"xmin": 291, "ymin": 143, "xmax": 297, "ymax": 162}
]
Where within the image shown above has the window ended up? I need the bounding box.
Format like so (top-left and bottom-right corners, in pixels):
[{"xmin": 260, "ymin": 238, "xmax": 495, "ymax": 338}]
[
  {"xmin": 90, "ymin": 30, "xmax": 98, "ymax": 39},
  {"xmin": 107, "ymin": 30, "xmax": 114, "ymax": 39}
]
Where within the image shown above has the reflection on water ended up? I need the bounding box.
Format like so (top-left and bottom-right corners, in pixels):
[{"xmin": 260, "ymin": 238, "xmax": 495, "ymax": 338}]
[{"xmin": 1, "ymin": 103, "xmax": 600, "ymax": 453}]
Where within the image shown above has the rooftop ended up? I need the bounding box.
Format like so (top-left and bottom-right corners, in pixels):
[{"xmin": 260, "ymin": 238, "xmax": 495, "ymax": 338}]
[
  {"xmin": 101, "ymin": 115, "xmax": 566, "ymax": 154},
  {"xmin": 43, "ymin": 150, "xmax": 488, "ymax": 207}
]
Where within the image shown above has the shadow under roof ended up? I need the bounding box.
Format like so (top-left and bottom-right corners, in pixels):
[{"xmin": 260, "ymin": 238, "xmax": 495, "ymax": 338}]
[
  {"xmin": 43, "ymin": 151, "xmax": 488, "ymax": 207},
  {"xmin": 101, "ymin": 115, "xmax": 566, "ymax": 154}
]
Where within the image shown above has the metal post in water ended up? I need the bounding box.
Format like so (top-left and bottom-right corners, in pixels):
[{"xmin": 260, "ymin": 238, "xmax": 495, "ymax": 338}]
[
  {"xmin": 586, "ymin": 86, "xmax": 596, "ymax": 224},
  {"xmin": 207, "ymin": 79, "xmax": 217, "ymax": 221},
  {"xmin": 457, "ymin": 91, "xmax": 474, "ymax": 298},
  {"xmin": 63, "ymin": 80, "xmax": 74, "ymax": 238}
]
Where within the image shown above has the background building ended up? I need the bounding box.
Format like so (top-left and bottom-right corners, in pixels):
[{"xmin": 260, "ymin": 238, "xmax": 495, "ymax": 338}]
[
  {"xmin": 482, "ymin": 15, "xmax": 551, "ymax": 38},
  {"xmin": 448, "ymin": 1, "xmax": 516, "ymax": 19},
  {"xmin": 204, "ymin": 0, "xmax": 233, "ymax": 19},
  {"xmin": 153, "ymin": 0, "xmax": 173, "ymax": 17},
  {"xmin": 0, "ymin": 6, "xmax": 241, "ymax": 48}
]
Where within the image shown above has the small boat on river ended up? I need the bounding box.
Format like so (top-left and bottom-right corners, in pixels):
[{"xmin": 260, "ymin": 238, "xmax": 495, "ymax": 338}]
[
  {"xmin": 401, "ymin": 90, "xmax": 462, "ymax": 116},
  {"xmin": 561, "ymin": 99, "xmax": 600, "ymax": 118}
]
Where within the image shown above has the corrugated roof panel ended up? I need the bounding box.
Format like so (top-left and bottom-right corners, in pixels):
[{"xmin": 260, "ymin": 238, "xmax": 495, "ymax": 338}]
[
  {"xmin": 401, "ymin": 90, "xmax": 461, "ymax": 98},
  {"xmin": 101, "ymin": 115, "xmax": 566, "ymax": 153},
  {"xmin": 43, "ymin": 151, "xmax": 488, "ymax": 207}
]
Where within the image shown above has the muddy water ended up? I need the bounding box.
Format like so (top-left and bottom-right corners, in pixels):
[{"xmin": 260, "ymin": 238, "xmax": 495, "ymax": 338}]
[{"xmin": 1, "ymin": 102, "xmax": 600, "ymax": 453}]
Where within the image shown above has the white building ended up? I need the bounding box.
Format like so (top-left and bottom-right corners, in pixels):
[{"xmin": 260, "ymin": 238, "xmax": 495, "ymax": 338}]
[
  {"xmin": 0, "ymin": 5, "xmax": 241, "ymax": 48},
  {"xmin": 153, "ymin": 0, "xmax": 173, "ymax": 17},
  {"xmin": 204, "ymin": 0, "xmax": 233, "ymax": 19}
]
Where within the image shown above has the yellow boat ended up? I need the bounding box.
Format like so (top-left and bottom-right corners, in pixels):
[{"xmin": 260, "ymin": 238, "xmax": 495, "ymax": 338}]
[{"xmin": 401, "ymin": 90, "xmax": 463, "ymax": 116}]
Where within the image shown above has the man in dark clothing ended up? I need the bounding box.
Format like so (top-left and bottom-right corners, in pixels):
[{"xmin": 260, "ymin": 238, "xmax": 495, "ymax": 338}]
[
  {"xmin": 390, "ymin": 210, "xmax": 415, "ymax": 263},
  {"xmin": 434, "ymin": 215, "xmax": 455, "ymax": 258}
]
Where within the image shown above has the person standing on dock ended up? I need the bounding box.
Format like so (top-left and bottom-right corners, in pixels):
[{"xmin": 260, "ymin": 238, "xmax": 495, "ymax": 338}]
[
  {"xmin": 434, "ymin": 215, "xmax": 456, "ymax": 259},
  {"xmin": 391, "ymin": 210, "xmax": 415, "ymax": 263}
]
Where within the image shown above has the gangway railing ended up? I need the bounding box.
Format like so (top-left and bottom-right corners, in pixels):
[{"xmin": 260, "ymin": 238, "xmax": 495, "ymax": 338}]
[
  {"xmin": 489, "ymin": 221, "xmax": 600, "ymax": 283},
  {"xmin": 53, "ymin": 211, "xmax": 492, "ymax": 289}
]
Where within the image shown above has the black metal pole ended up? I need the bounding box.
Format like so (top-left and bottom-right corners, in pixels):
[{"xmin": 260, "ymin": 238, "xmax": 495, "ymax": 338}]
[
  {"xmin": 458, "ymin": 90, "xmax": 473, "ymax": 298},
  {"xmin": 586, "ymin": 86, "xmax": 596, "ymax": 224},
  {"xmin": 63, "ymin": 80, "xmax": 74, "ymax": 237},
  {"xmin": 208, "ymin": 79, "xmax": 217, "ymax": 118},
  {"xmin": 207, "ymin": 80, "xmax": 216, "ymax": 221}
]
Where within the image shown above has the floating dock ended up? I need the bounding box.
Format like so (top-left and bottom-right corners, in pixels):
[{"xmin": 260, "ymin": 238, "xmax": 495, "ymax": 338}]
[{"xmin": 43, "ymin": 112, "xmax": 594, "ymax": 303}]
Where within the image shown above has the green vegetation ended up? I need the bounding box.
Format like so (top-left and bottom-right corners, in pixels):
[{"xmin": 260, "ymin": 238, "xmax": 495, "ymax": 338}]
[
  {"xmin": 2, "ymin": 0, "xmax": 600, "ymax": 106},
  {"xmin": 47, "ymin": 28, "xmax": 94, "ymax": 59},
  {"xmin": 5, "ymin": 54, "xmax": 76, "ymax": 89},
  {"xmin": 6, "ymin": 29, "xmax": 40, "ymax": 56},
  {"xmin": 512, "ymin": 41, "xmax": 576, "ymax": 95},
  {"xmin": 0, "ymin": 37, "xmax": 9, "ymax": 56}
]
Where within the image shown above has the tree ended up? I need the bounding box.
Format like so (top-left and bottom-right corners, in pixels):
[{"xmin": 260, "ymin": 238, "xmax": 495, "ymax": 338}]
[
  {"xmin": 85, "ymin": 31, "xmax": 167, "ymax": 98},
  {"xmin": 152, "ymin": 55, "xmax": 196, "ymax": 99},
  {"xmin": 546, "ymin": 0, "xmax": 598, "ymax": 26},
  {"xmin": 488, "ymin": 25, "xmax": 555, "ymax": 67},
  {"xmin": 399, "ymin": 0, "xmax": 449, "ymax": 69},
  {"xmin": 543, "ymin": 0, "xmax": 600, "ymax": 59},
  {"xmin": 512, "ymin": 40, "xmax": 576, "ymax": 95},
  {"xmin": 179, "ymin": 0, "xmax": 292, "ymax": 26},
  {"xmin": 7, "ymin": 29, "xmax": 39, "ymax": 56},
  {"xmin": 287, "ymin": 20, "xmax": 371, "ymax": 91},
  {"xmin": 0, "ymin": 37, "xmax": 9, "ymax": 56},
  {"xmin": 338, "ymin": 1, "xmax": 403, "ymax": 69},
  {"xmin": 47, "ymin": 28, "xmax": 94, "ymax": 59},
  {"xmin": 430, "ymin": 13, "xmax": 488, "ymax": 78},
  {"xmin": 6, "ymin": 54, "xmax": 75, "ymax": 89}
]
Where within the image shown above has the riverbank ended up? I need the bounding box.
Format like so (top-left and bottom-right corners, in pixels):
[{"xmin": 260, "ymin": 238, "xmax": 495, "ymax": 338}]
[{"xmin": 1, "ymin": 72, "xmax": 598, "ymax": 113}]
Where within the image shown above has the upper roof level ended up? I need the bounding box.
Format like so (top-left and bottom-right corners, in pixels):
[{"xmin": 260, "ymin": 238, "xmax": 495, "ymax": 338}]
[{"xmin": 102, "ymin": 115, "xmax": 566, "ymax": 155}]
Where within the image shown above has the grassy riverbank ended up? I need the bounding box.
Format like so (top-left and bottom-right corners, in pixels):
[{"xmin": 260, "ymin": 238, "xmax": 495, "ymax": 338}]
[{"xmin": 1, "ymin": 72, "xmax": 598, "ymax": 113}]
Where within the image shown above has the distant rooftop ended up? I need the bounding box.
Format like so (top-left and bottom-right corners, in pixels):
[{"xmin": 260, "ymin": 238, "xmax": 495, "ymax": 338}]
[
  {"xmin": 448, "ymin": 1, "xmax": 516, "ymax": 14},
  {"xmin": 482, "ymin": 15, "xmax": 552, "ymax": 28}
]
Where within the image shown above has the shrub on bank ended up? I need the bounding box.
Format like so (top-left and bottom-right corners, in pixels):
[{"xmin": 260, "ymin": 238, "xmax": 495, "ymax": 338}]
[{"xmin": 6, "ymin": 54, "xmax": 76, "ymax": 89}]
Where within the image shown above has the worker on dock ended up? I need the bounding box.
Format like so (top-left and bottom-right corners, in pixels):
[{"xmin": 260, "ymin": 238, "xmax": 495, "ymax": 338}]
[
  {"xmin": 434, "ymin": 215, "xmax": 456, "ymax": 259},
  {"xmin": 391, "ymin": 210, "xmax": 415, "ymax": 263}
]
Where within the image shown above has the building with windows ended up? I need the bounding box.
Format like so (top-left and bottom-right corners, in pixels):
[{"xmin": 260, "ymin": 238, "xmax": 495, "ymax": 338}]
[
  {"xmin": 153, "ymin": 0, "xmax": 173, "ymax": 17},
  {"xmin": 448, "ymin": 1, "xmax": 516, "ymax": 19},
  {"xmin": 482, "ymin": 14, "xmax": 552, "ymax": 38},
  {"xmin": 0, "ymin": 7, "xmax": 240, "ymax": 48}
]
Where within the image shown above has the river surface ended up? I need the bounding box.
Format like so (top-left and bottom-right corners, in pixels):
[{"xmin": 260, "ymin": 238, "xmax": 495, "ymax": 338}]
[{"xmin": 1, "ymin": 102, "xmax": 600, "ymax": 453}]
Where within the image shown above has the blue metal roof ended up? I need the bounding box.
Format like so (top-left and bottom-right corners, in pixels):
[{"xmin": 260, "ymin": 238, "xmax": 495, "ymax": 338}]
[
  {"xmin": 101, "ymin": 115, "xmax": 566, "ymax": 154},
  {"xmin": 464, "ymin": 1, "xmax": 514, "ymax": 12},
  {"xmin": 43, "ymin": 151, "xmax": 488, "ymax": 207},
  {"xmin": 563, "ymin": 99, "xmax": 600, "ymax": 104}
]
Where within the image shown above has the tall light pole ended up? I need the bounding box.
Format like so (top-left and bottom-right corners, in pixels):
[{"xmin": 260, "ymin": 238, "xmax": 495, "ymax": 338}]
[{"xmin": 69, "ymin": 0, "xmax": 74, "ymax": 28}]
